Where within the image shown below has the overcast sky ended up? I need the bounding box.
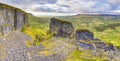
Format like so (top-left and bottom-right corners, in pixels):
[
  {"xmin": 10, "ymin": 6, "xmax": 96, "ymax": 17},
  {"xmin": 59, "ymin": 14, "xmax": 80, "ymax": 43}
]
[{"xmin": 0, "ymin": 0, "xmax": 120, "ymax": 16}]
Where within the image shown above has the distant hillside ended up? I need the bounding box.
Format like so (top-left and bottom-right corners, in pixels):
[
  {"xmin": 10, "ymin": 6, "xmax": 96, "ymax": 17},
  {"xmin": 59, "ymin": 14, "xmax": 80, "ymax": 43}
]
[{"xmin": 75, "ymin": 14, "xmax": 120, "ymax": 19}]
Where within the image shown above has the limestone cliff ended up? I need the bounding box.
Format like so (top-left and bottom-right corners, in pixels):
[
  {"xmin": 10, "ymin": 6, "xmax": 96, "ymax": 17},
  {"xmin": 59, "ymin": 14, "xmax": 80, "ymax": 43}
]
[{"xmin": 0, "ymin": 3, "xmax": 29, "ymax": 35}]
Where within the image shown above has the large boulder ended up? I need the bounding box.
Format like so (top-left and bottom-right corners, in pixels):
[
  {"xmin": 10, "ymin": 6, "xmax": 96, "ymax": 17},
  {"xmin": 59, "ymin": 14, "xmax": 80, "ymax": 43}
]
[
  {"xmin": 75, "ymin": 30, "xmax": 94, "ymax": 41},
  {"xmin": 49, "ymin": 18, "xmax": 74, "ymax": 37}
]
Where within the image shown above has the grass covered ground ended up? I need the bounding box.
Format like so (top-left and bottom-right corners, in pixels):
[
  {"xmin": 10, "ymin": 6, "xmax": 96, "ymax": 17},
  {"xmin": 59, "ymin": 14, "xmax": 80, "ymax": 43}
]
[
  {"xmin": 24, "ymin": 15, "xmax": 120, "ymax": 46},
  {"xmin": 56, "ymin": 15, "xmax": 120, "ymax": 46},
  {"xmin": 22, "ymin": 15, "xmax": 120, "ymax": 61}
]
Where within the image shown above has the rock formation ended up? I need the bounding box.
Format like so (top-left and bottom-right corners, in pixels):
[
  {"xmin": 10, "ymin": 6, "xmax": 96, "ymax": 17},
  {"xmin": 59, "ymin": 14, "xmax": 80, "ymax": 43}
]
[
  {"xmin": 75, "ymin": 30, "xmax": 94, "ymax": 41},
  {"xmin": 0, "ymin": 3, "xmax": 29, "ymax": 35},
  {"xmin": 49, "ymin": 18, "xmax": 74, "ymax": 37},
  {"xmin": 75, "ymin": 29, "xmax": 116, "ymax": 51}
]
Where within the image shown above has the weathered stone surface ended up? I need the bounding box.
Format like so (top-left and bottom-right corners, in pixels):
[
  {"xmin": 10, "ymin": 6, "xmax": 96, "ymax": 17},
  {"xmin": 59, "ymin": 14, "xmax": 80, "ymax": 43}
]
[
  {"xmin": 104, "ymin": 43, "xmax": 116, "ymax": 51},
  {"xmin": 93, "ymin": 41, "xmax": 106, "ymax": 49},
  {"xmin": 79, "ymin": 42, "xmax": 94, "ymax": 50},
  {"xmin": 78, "ymin": 39, "xmax": 116, "ymax": 52},
  {"xmin": 0, "ymin": 3, "xmax": 29, "ymax": 35},
  {"xmin": 75, "ymin": 30, "xmax": 94, "ymax": 41},
  {"xmin": 49, "ymin": 18, "xmax": 74, "ymax": 37},
  {"xmin": 32, "ymin": 54, "xmax": 66, "ymax": 61}
]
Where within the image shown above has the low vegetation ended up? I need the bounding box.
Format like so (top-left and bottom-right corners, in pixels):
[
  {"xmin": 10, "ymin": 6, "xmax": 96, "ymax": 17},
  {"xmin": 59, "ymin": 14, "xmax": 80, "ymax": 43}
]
[{"xmin": 22, "ymin": 15, "xmax": 120, "ymax": 61}]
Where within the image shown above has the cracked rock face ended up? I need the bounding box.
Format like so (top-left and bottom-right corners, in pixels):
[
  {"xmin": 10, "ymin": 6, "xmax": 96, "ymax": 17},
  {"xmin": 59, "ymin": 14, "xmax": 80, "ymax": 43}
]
[
  {"xmin": 0, "ymin": 3, "xmax": 29, "ymax": 35},
  {"xmin": 49, "ymin": 18, "xmax": 74, "ymax": 38}
]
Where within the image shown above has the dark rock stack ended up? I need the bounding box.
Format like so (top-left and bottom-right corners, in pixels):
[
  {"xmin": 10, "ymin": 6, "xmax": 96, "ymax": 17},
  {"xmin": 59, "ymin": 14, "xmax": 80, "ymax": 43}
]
[
  {"xmin": 75, "ymin": 29, "xmax": 116, "ymax": 51},
  {"xmin": 0, "ymin": 3, "xmax": 29, "ymax": 35},
  {"xmin": 49, "ymin": 18, "xmax": 74, "ymax": 38},
  {"xmin": 75, "ymin": 30, "xmax": 94, "ymax": 41}
]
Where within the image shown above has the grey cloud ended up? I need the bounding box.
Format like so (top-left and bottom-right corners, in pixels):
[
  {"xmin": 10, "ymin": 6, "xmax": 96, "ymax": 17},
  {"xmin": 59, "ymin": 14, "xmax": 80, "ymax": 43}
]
[{"xmin": 33, "ymin": 4, "xmax": 69, "ymax": 13}]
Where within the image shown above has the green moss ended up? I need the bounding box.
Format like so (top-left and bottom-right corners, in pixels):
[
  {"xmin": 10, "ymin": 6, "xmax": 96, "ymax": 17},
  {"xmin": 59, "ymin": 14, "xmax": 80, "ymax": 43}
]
[{"xmin": 2, "ymin": 24, "xmax": 10, "ymax": 26}]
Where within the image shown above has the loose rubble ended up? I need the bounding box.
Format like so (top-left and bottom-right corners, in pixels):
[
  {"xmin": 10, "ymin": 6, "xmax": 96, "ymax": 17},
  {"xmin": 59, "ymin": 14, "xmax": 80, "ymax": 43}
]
[{"xmin": 0, "ymin": 32, "xmax": 66, "ymax": 61}]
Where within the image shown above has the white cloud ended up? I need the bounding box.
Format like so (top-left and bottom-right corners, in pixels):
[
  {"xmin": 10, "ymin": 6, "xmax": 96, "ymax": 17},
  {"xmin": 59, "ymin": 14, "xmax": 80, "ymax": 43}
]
[
  {"xmin": 26, "ymin": 11, "xmax": 78, "ymax": 16},
  {"xmin": 110, "ymin": 10, "xmax": 120, "ymax": 13}
]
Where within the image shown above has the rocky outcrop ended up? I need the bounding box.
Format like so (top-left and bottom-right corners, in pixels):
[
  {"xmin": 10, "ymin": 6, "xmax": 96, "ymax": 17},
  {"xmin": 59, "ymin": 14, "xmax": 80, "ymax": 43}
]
[
  {"xmin": 75, "ymin": 30, "xmax": 94, "ymax": 41},
  {"xmin": 78, "ymin": 39, "xmax": 116, "ymax": 52},
  {"xmin": 49, "ymin": 18, "xmax": 74, "ymax": 37},
  {"xmin": 75, "ymin": 30, "xmax": 116, "ymax": 52},
  {"xmin": 74, "ymin": 29, "xmax": 116, "ymax": 51},
  {"xmin": 0, "ymin": 3, "xmax": 29, "ymax": 35}
]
